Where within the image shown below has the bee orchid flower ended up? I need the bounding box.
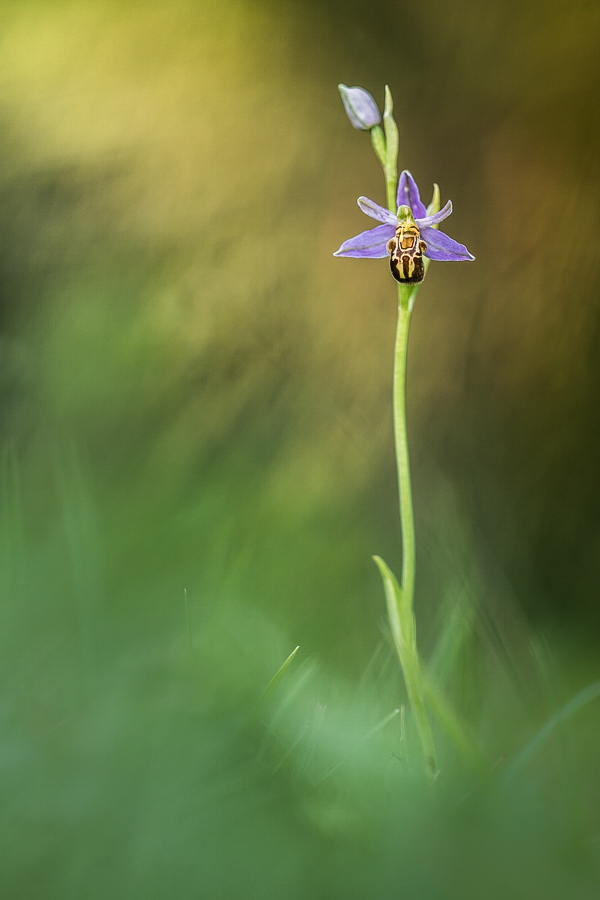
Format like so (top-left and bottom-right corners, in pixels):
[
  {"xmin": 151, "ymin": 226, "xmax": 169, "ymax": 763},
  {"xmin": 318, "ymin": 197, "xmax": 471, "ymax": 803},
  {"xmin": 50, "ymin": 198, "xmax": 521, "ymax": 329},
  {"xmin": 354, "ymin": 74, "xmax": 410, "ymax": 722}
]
[{"xmin": 334, "ymin": 170, "xmax": 474, "ymax": 283}]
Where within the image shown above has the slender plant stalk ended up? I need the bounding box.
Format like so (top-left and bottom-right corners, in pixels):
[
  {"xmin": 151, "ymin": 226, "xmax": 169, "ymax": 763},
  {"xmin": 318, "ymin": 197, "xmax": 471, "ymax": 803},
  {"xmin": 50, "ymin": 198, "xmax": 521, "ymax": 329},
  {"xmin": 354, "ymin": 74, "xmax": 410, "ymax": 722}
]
[
  {"xmin": 385, "ymin": 172, "xmax": 396, "ymax": 217},
  {"xmin": 393, "ymin": 293, "xmax": 416, "ymax": 607},
  {"xmin": 389, "ymin": 286, "xmax": 437, "ymax": 776}
]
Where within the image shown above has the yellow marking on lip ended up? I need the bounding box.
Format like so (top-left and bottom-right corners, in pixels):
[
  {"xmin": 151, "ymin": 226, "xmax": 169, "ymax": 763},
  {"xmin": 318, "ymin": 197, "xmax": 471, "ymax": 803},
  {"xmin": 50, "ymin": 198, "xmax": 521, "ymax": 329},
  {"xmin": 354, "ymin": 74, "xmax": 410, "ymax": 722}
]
[{"xmin": 388, "ymin": 216, "xmax": 426, "ymax": 284}]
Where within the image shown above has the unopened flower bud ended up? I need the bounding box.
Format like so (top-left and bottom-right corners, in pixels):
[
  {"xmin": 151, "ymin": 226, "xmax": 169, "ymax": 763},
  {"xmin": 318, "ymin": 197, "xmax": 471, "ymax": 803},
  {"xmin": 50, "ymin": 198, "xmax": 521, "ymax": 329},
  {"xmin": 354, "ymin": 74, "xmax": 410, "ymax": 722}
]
[{"xmin": 338, "ymin": 84, "xmax": 381, "ymax": 130}]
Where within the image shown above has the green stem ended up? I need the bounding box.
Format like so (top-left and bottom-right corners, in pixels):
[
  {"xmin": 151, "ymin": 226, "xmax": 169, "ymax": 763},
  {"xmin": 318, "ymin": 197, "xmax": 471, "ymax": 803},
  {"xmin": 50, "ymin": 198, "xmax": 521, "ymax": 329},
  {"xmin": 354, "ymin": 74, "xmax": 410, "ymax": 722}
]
[
  {"xmin": 385, "ymin": 173, "xmax": 397, "ymax": 216},
  {"xmin": 393, "ymin": 293, "xmax": 415, "ymax": 603},
  {"xmin": 382, "ymin": 85, "xmax": 399, "ymax": 215},
  {"xmin": 392, "ymin": 285, "xmax": 437, "ymax": 776}
]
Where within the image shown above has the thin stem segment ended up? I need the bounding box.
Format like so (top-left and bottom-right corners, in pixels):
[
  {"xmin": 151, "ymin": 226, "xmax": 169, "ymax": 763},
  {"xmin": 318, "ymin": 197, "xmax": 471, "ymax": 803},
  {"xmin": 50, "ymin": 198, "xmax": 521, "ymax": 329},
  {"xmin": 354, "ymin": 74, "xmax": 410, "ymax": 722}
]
[
  {"xmin": 394, "ymin": 291, "xmax": 416, "ymax": 604},
  {"xmin": 391, "ymin": 284, "xmax": 437, "ymax": 776}
]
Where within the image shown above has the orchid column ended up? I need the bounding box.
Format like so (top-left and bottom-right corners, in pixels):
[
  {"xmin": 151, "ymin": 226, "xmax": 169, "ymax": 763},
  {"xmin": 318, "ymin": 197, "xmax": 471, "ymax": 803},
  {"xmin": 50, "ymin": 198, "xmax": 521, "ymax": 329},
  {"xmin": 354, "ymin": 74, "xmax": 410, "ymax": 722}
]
[{"xmin": 335, "ymin": 85, "xmax": 474, "ymax": 777}]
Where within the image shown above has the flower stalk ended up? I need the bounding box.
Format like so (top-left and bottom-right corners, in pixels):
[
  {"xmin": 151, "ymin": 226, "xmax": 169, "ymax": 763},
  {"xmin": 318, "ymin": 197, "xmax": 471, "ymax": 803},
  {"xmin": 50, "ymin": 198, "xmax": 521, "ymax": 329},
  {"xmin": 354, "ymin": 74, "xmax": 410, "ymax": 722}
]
[
  {"xmin": 382, "ymin": 86, "xmax": 399, "ymax": 214},
  {"xmin": 390, "ymin": 288, "xmax": 437, "ymax": 777}
]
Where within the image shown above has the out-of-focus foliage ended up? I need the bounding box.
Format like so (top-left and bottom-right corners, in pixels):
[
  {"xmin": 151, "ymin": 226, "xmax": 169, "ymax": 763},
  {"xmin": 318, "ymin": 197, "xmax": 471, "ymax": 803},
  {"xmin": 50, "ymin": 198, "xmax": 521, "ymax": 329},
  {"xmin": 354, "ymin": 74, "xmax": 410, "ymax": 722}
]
[{"xmin": 0, "ymin": 0, "xmax": 599, "ymax": 896}]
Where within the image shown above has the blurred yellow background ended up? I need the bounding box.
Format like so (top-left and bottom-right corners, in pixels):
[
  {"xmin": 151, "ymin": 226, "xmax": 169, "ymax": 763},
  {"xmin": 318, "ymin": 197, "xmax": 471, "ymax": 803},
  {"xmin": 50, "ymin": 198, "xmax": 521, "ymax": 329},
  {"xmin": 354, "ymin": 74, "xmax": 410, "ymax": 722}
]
[{"xmin": 1, "ymin": 0, "xmax": 598, "ymax": 650}]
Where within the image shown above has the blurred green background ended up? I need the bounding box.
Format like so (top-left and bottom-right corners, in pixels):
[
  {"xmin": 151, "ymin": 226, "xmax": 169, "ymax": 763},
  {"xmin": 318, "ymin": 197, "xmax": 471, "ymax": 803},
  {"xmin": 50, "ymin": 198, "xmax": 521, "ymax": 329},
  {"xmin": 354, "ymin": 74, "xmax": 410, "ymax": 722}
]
[{"xmin": 1, "ymin": 0, "xmax": 600, "ymax": 896}]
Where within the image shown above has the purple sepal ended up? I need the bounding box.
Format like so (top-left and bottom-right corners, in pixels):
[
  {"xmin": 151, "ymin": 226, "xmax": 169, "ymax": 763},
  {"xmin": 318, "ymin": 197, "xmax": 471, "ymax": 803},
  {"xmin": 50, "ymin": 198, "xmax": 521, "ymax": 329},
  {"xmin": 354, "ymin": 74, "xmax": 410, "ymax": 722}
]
[
  {"xmin": 357, "ymin": 196, "xmax": 397, "ymax": 225},
  {"xmin": 421, "ymin": 227, "xmax": 475, "ymax": 261},
  {"xmin": 397, "ymin": 171, "xmax": 427, "ymax": 218},
  {"xmin": 415, "ymin": 200, "xmax": 452, "ymax": 228},
  {"xmin": 334, "ymin": 223, "xmax": 395, "ymax": 258}
]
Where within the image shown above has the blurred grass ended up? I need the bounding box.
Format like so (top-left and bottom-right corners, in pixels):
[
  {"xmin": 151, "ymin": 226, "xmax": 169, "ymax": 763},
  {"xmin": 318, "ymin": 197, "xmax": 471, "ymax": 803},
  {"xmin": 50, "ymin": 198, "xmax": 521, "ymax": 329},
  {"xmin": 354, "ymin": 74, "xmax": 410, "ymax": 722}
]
[{"xmin": 0, "ymin": 0, "xmax": 598, "ymax": 896}]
